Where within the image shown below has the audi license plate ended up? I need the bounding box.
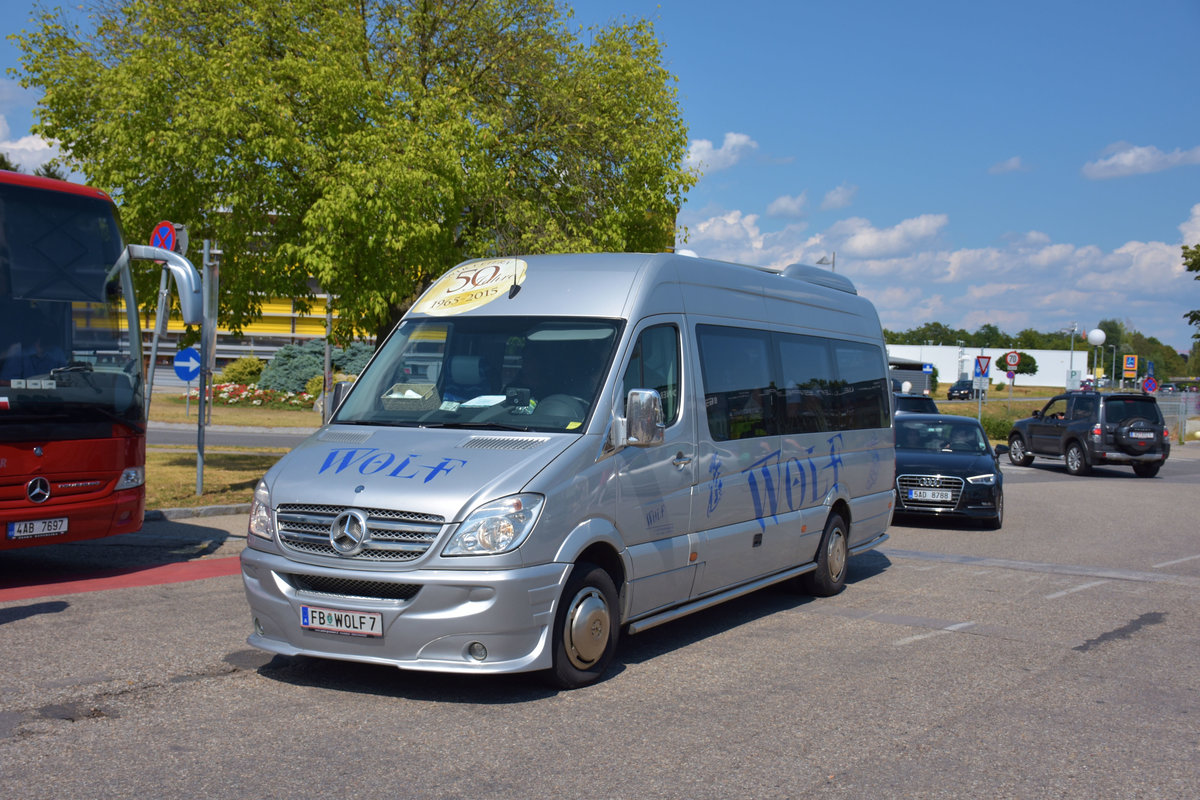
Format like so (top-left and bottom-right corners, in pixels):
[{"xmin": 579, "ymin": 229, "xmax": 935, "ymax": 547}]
[
  {"xmin": 908, "ymin": 489, "xmax": 952, "ymax": 502},
  {"xmin": 300, "ymin": 604, "xmax": 383, "ymax": 637},
  {"xmin": 1129, "ymin": 431, "xmax": 1154, "ymax": 439},
  {"xmin": 7, "ymin": 517, "xmax": 69, "ymax": 539}
]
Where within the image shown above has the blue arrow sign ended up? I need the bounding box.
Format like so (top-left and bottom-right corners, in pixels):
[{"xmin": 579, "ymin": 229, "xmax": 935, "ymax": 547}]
[{"xmin": 174, "ymin": 347, "xmax": 201, "ymax": 382}]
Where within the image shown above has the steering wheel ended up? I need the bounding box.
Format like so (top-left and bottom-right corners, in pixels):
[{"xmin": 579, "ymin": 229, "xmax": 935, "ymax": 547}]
[{"xmin": 536, "ymin": 394, "xmax": 589, "ymax": 418}]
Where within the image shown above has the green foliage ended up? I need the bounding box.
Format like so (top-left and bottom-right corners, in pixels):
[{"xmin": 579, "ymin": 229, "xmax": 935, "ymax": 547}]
[
  {"xmin": 1185, "ymin": 243, "xmax": 1200, "ymax": 341},
  {"xmin": 0, "ymin": 152, "xmax": 21, "ymax": 172},
  {"xmin": 260, "ymin": 340, "xmax": 372, "ymax": 393},
  {"xmin": 260, "ymin": 343, "xmax": 325, "ymax": 394},
  {"xmin": 217, "ymin": 356, "xmax": 265, "ymax": 385},
  {"xmin": 17, "ymin": 0, "xmax": 695, "ymax": 343},
  {"xmin": 981, "ymin": 413, "xmax": 1017, "ymax": 442}
]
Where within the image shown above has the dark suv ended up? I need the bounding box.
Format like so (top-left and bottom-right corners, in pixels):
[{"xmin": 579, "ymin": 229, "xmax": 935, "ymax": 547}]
[
  {"xmin": 947, "ymin": 379, "xmax": 980, "ymax": 400},
  {"xmin": 1007, "ymin": 391, "xmax": 1170, "ymax": 477}
]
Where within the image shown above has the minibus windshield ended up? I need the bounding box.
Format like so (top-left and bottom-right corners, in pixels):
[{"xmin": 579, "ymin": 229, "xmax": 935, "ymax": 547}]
[{"xmin": 334, "ymin": 316, "xmax": 623, "ymax": 433}]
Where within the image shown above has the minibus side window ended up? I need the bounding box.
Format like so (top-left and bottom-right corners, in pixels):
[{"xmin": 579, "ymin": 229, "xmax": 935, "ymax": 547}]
[
  {"xmin": 777, "ymin": 333, "xmax": 834, "ymax": 434},
  {"xmin": 831, "ymin": 341, "xmax": 889, "ymax": 430},
  {"xmin": 697, "ymin": 325, "xmax": 774, "ymax": 441},
  {"xmin": 622, "ymin": 324, "xmax": 680, "ymax": 425}
]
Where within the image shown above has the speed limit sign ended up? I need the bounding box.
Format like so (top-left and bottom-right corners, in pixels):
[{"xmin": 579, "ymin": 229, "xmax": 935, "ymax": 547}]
[{"xmin": 1005, "ymin": 351, "xmax": 1020, "ymax": 368}]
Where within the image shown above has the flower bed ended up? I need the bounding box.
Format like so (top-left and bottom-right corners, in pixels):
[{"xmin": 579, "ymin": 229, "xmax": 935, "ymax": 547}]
[{"xmin": 186, "ymin": 382, "xmax": 317, "ymax": 409}]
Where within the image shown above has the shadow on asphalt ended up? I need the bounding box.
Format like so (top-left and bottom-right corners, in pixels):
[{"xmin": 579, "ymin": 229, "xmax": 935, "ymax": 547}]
[
  {"xmin": 0, "ymin": 519, "xmax": 240, "ymax": 591},
  {"xmin": 246, "ymin": 549, "xmax": 893, "ymax": 703}
]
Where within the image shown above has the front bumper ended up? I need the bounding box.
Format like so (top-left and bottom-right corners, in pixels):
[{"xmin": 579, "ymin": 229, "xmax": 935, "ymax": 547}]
[{"xmin": 241, "ymin": 547, "xmax": 571, "ymax": 675}]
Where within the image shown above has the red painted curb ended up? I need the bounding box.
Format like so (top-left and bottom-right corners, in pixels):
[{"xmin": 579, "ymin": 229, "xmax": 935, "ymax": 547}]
[{"xmin": 0, "ymin": 556, "xmax": 242, "ymax": 603}]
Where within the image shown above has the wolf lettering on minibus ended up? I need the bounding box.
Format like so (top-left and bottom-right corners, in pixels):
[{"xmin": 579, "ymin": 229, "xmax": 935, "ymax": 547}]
[
  {"xmin": 821, "ymin": 434, "xmax": 844, "ymax": 491},
  {"xmin": 707, "ymin": 456, "xmax": 724, "ymax": 516},
  {"xmin": 744, "ymin": 442, "xmax": 842, "ymax": 531},
  {"xmin": 317, "ymin": 448, "xmax": 468, "ymax": 482}
]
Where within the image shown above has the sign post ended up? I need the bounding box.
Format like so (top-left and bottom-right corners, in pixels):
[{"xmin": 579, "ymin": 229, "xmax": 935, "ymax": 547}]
[
  {"xmin": 973, "ymin": 355, "xmax": 991, "ymax": 419},
  {"xmin": 173, "ymin": 347, "xmax": 201, "ymax": 416}
]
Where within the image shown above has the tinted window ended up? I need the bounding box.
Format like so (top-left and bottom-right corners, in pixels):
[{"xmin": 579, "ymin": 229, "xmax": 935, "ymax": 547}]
[
  {"xmin": 698, "ymin": 324, "xmax": 888, "ymax": 441},
  {"xmin": 1103, "ymin": 397, "xmax": 1163, "ymax": 425},
  {"xmin": 778, "ymin": 334, "xmax": 834, "ymax": 433},
  {"xmin": 622, "ymin": 324, "xmax": 681, "ymax": 425},
  {"xmin": 697, "ymin": 326, "xmax": 774, "ymax": 441}
]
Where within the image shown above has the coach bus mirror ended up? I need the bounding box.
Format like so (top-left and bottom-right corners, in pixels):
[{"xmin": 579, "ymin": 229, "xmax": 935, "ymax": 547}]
[
  {"xmin": 625, "ymin": 389, "xmax": 665, "ymax": 447},
  {"xmin": 121, "ymin": 244, "xmax": 204, "ymax": 324}
]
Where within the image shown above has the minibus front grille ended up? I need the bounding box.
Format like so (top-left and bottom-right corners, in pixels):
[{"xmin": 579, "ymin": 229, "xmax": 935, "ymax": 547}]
[
  {"xmin": 275, "ymin": 504, "xmax": 446, "ymax": 562},
  {"xmin": 287, "ymin": 573, "xmax": 421, "ymax": 602}
]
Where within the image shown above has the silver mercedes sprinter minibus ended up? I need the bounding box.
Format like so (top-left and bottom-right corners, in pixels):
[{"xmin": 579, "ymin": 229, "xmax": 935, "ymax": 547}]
[{"xmin": 241, "ymin": 253, "xmax": 895, "ymax": 688}]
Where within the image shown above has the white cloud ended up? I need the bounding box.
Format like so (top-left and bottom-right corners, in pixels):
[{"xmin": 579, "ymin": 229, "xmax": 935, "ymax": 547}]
[
  {"xmin": 676, "ymin": 205, "xmax": 1200, "ymax": 348},
  {"xmin": 820, "ymin": 182, "xmax": 857, "ymax": 210},
  {"xmin": 766, "ymin": 192, "xmax": 807, "ymax": 219},
  {"xmin": 684, "ymin": 132, "xmax": 757, "ymax": 173},
  {"xmin": 988, "ymin": 156, "xmax": 1027, "ymax": 174},
  {"xmin": 1180, "ymin": 203, "xmax": 1200, "ymax": 245},
  {"xmin": 1082, "ymin": 141, "xmax": 1200, "ymax": 179},
  {"xmin": 829, "ymin": 213, "xmax": 948, "ymax": 258},
  {"xmin": 0, "ymin": 113, "xmax": 58, "ymax": 171}
]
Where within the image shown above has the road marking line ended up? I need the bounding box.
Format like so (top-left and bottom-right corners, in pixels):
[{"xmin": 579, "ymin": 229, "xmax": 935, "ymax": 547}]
[
  {"xmin": 893, "ymin": 620, "xmax": 976, "ymax": 646},
  {"xmin": 1152, "ymin": 553, "xmax": 1200, "ymax": 569},
  {"xmin": 1044, "ymin": 579, "xmax": 1108, "ymax": 600}
]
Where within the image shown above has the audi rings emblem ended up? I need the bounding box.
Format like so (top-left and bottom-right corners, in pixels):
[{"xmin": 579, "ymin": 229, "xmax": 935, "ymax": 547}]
[
  {"xmin": 27, "ymin": 477, "xmax": 51, "ymax": 504},
  {"xmin": 917, "ymin": 476, "xmax": 940, "ymax": 488},
  {"xmin": 330, "ymin": 509, "xmax": 371, "ymax": 556}
]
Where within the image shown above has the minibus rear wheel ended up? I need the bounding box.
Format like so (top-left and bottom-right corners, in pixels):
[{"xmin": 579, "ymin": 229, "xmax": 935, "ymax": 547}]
[
  {"xmin": 799, "ymin": 513, "xmax": 848, "ymax": 597},
  {"xmin": 547, "ymin": 562, "xmax": 619, "ymax": 689}
]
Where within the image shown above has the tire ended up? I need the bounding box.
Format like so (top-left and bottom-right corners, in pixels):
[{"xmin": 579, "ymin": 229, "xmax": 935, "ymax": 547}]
[
  {"xmin": 547, "ymin": 562, "xmax": 619, "ymax": 689},
  {"xmin": 1132, "ymin": 462, "xmax": 1161, "ymax": 478},
  {"xmin": 1007, "ymin": 435, "xmax": 1033, "ymax": 466},
  {"xmin": 986, "ymin": 488, "xmax": 1004, "ymax": 530},
  {"xmin": 1065, "ymin": 442, "xmax": 1091, "ymax": 476},
  {"xmin": 799, "ymin": 513, "xmax": 849, "ymax": 597}
]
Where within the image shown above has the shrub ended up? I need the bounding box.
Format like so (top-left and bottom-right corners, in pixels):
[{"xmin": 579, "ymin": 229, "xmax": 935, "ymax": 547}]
[
  {"xmin": 218, "ymin": 356, "xmax": 265, "ymax": 385},
  {"xmin": 259, "ymin": 343, "xmax": 324, "ymax": 393},
  {"xmin": 190, "ymin": 383, "xmax": 316, "ymax": 409},
  {"xmin": 304, "ymin": 373, "xmax": 326, "ymax": 397},
  {"xmin": 260, "ymin": 340, "xmax": 374, "ymax": 394}
]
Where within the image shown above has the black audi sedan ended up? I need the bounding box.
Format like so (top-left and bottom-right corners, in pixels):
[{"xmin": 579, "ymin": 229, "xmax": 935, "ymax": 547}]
[{"xmin": 893, "ymin": 413, "xmax": 1008, "ymax": 529}]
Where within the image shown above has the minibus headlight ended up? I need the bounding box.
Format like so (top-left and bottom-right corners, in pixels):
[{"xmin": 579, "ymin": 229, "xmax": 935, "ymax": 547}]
[
  {"xmin": 444, "ymin": 494, "xmax": 544, "ymax": 556},
  {"xmin": 248, "ymin": 480, "xmax": 276, "ymax": 540}
]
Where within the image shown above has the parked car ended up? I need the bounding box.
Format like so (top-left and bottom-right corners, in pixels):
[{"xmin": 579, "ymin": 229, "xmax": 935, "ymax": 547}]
[
  {"xmin": 947, "ymin": 379, "xmax": 981, "ymax": 400},
  {"xmin": 894, "ymin": 393, "xmax": 939, "ymax": 415},
  {"xmin": 1007, "ymin": 391, "xmax": 1170, "ymax": 477},
  {"xmin": 893, "ymin": 414, "xmax": 1007, "ymax": 529}
]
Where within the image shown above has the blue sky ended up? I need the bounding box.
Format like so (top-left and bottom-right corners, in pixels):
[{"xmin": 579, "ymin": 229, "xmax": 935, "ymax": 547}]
[{"xmin": 4, "ymin": 1, "xmax": 1199, "ymax": 349}]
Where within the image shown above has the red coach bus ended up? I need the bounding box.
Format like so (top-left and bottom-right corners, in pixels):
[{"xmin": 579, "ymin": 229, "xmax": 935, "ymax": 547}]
[{"xmin": 1, "ymin": 170, "xmax": 201, "ymax": 549}]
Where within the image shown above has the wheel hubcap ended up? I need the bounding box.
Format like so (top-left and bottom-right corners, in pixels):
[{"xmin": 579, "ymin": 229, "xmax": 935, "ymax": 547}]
[
  {"xmin": 827, "ymin": 528, "xmax": 847, "ymax": 582},
  {"xmin": 564, "ymin": 587, "xmax": 610, "ymax": 669}
]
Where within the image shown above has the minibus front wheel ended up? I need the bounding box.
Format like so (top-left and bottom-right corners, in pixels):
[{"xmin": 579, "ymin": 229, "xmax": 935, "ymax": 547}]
[{"xmin": 547, "ymin": 562, "xmax": 619, "ymax": 689}]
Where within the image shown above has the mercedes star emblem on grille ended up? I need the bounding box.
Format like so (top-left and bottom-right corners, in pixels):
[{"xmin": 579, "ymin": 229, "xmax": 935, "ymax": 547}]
[
  {"xmin": 330, "ymin": 509, "xmax": 371, "ymax": 556},
  {"xmin": 26, "ymin": 477, "xmax": 51, "ymax": 504}
]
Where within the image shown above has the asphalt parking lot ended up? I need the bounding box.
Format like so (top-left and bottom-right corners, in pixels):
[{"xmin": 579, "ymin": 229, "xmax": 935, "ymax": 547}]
[{"xmin": 2, "ymin": 447, "xmax": 1198, "ymax": 799}]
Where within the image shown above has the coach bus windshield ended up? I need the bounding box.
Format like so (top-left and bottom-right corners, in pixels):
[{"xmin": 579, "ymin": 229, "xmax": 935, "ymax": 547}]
[{"xmin": 0, "ymin": 179, "xmax": 144, "ymax": 441}]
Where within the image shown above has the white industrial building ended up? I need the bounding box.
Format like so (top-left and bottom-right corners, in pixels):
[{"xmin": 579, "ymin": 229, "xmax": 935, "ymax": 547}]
[{"xmin": 888, "ymin": 343, "xmax": 1111, "ymax": 392}]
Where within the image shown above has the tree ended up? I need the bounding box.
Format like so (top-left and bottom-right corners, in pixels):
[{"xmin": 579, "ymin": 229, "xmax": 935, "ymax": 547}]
[
  {"xmin": 1186, "ymin": 243, "xmax": 1200, "ymax": 342},
  {"xmin": 0, "ymin": 152, "xmax": 20, "ymax": 172},
  {"xmin": 17, "ymin": 0, "xmax": 695, "ymax": 342},
  {"xmin": 33, "ymin": 162, "xmax": 67, "ymax": 180},
  {"xmin": 1009, "ymin": 352, "xmax": 1037, "ymax": 386}
]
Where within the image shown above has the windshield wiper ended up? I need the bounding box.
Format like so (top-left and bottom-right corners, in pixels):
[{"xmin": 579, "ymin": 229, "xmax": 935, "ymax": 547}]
[{"xmin": 418, "ymin": 421, "xmax": 533, "ymax": 432}]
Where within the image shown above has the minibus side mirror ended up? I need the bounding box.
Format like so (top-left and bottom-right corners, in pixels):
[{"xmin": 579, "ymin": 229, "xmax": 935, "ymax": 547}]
[
  {"xmin": 624, "ymin": 389, "xmax": 665, "ymax": 447},
  {"xmin": 327, "ymin": 380, "xmax": 354, "ymax": 423}
]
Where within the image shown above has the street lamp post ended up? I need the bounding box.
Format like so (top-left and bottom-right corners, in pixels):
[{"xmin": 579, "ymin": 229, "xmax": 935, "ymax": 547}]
[{"xmin": 1108, "ymin": 344, "xmax": 1117, "ymax": 390}]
